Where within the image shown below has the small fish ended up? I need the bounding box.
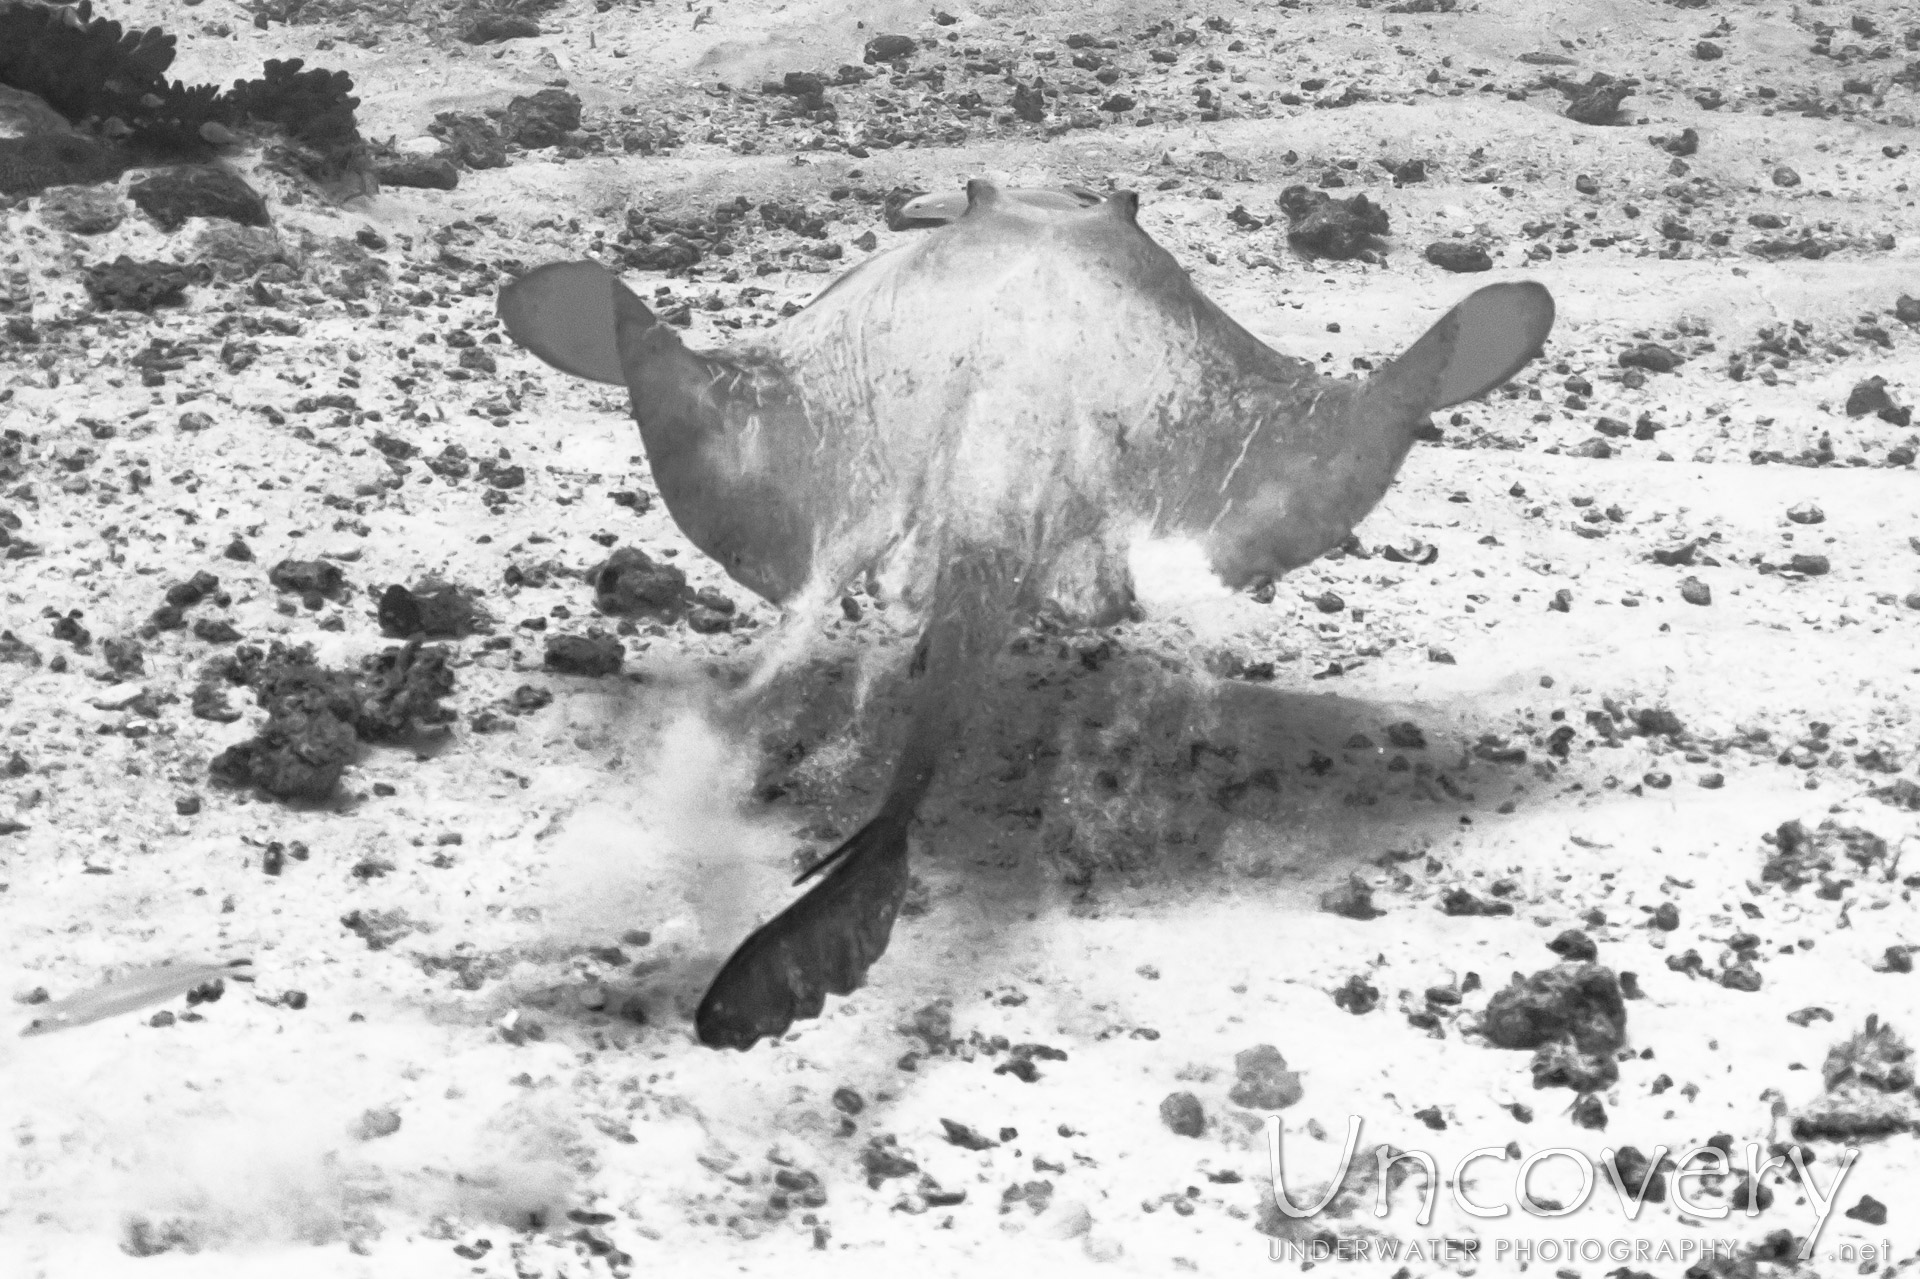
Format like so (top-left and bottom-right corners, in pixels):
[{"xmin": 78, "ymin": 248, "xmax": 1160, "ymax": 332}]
[{"xmin": 17, "ymin": 958, "xmax": 253, "ymax": 1037}]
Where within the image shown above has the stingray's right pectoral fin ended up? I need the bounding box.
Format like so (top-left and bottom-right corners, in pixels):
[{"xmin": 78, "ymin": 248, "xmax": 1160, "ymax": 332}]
[
  {"xmin": 694, "ymin": 812, "xmax": 913, "ymax": 1050},
  {"xmin": 1389, "ymin": 280, "xmax": 1557, "ymax": 410},
  {"xmin": 496, "ymin": 260, "xmax": 652, "ymax": 386}
]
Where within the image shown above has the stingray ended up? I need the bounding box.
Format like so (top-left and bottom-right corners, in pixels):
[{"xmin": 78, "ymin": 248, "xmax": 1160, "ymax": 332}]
[{"xmin": 499, "ymin": 180, "xmax": 1555, "ymax": 1051}]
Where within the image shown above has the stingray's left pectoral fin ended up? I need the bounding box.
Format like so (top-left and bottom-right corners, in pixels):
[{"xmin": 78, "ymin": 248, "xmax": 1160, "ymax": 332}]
[
  {"xmin": 694, "ymin": 812, "xmax": 913, "ymax": 1050},
  {"xmin": 496, "ymin": 260, "xmax": 642, "ymax": 386},
  {"xmin": 1389, "ymin": 280, "xmax": 1557, "ymax": 410}
]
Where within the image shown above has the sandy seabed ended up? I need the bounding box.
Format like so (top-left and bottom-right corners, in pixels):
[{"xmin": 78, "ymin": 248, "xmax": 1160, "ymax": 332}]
[{"xmin": 3, "ymin": 0, "xmax": 1920, "ymax": 1275}]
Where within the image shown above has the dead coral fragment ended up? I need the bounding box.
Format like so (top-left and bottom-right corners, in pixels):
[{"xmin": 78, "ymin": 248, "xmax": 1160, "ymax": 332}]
[{"xmin": 208, "ymin": 641, "xmax": 457, "ymax": 799}]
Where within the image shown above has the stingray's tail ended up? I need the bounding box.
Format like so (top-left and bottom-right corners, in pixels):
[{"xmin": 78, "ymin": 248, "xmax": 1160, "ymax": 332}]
[
  {"xmin": 693, "ymin": 544, "xmax": 1023, "ymax": 1051},
  {"xmin": 694, "ymin": 809, "xmax": 914, "ymax": 1050}
]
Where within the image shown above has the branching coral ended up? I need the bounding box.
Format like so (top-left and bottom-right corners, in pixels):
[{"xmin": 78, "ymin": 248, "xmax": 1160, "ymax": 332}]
[
  {"xmin": 0, "ymin": 0, "xmax": 176, "ymax": 128},
  {"xmin": 227, "ymin": 59, "xmax": 360, "ymax": 150},
  {"xmin": 0, "ymin": 0, "xmax": 363, "ymax": 162}
]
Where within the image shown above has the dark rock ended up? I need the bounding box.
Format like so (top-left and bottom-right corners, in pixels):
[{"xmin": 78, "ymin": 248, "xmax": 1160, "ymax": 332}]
[
  {"xmin": 1823, "ymin": 1016, "xmax": 1916, "ymax": 1093},
  {"xmin": 192, "ymin": 617, "xmax": 241, "ymax": 643},
  {"xmin": 430, "ymin": 112, "xmax": 507, "ymax": 169},
  {"xmin": 1569, "ymin": 1095, "xmax": 1608, "ymax": 1129},
  {"xmin": 1762, "ymin": 819, "xmax": 1888, "ymax": 887},
  {"xmin": 268, "ymin": 558, "xmax": 344, "ymax": 597},
  {"xmin": 939, "ymin": 1118, "xmax": 998, "ymax": 1150},
  {"xmin": 1385, "ymin": 720, "xmax": 1426, "ymax": 748},
  {"xmin": 208, "ymin": 654, "xmax": 361, "ymax": 799},
  {"xmin": 1657, "ymin": 215, "xmax": 1693, "ymax": 242},
  {"xmin": 1319, "ymin": 874, "xmax": 1381, "ymax": 920},
  {"xmin": 84, "ymin": 255, "xmax": 198, "ymax": 311},
  {"xmin": 1159, "ymin": 1091, "xmax": 1206, "ymax": 1136},
  {"xmin": 1332, "ymin": 974, "xmax": 1380, "ymax": 1013},
  {"xmin": 1228, "ymin": 1044, "xmax": 1304, "ymax": 1110},
  {"xmin": 378, "ymin": 580, "xmax": 479, "ymax": 637},
  {"xmin": 544, "ymin": 633, "xmax": 624, "ymax": 677},
  {"xmin": 1562, "ymin": 74, "xmax": 1636, "ymax": 125},
  {"xmin": 1425, "ymin": 240, "xmax": 1492, "ymax": 272},
  {"xmin": 129, "ymin": 165, "xmax": 268, "ymax": 231},
  {"xmin": 864, "ymin": 34, "xmax": 917, "ymax": 63},
  {"xmin": 1792, "ymin": 1016, "xmax": 1920, "ymax": 1140},
  {"xmin": 163, "ymin": 573, "xmax": 221, "ymax": 611},
  {"xmin": 1010, "ymin": 80, "xmax": 1047, "ymax": 123},
  {"xmin": 100, "ymin": 636, "xmax": 144, "ymax": 676},
  {"xmin": 1659, "ymin": 126, "xmax": 1699, "ymax": 156},
  {"xmin": 618, "ymin": 120, "xmax": 683, "ymax": 155},
  {"xmin": 195, "ymin": 223, "xmax": 291, "ymax": 278},
  {"xmin": 340, "ymin": 907, "xmax": 423, "ymax": 952},
  {"xmin": 1618, "ymin": 342, "xmax": 1683, "ymax": 372},
  {"xmin": 375, "ymin": 154, "xmax": 458, "ymax": 190},
  {"xmin": 590, "ymin": 547, "xmax": 692, "ymax": 617},
  {"xmin": 1441, "ymin": 887, "xmax": 1517, "ymax": 916},
  {"xmin": 462, "ymin": 15, "xmax": 541, "ymax": 42},
  {"xmin": 36, "ymin": 183, "xmax": 126, "ymax": 234},
  {"xmin": 0, "ymin": 630, "xmax": 43, "ymax": 668},
  {"xmin": 1845, "ymin": 376, "xmax": 1896, "ymax": 417},
  {"xmin": 1680, "ymin": 577, "xmax": 1712, "ymax": 605},
  {"xmin": 691, "ymin": 587, "xmax": 735, "ymax": 614},
  {"xmin": 687, "ymin": 605, "xmax": 733, "ymax": 634},
  {"xmin": 354, "ymin": 1107, "xmax": 402, "ymax": 1140},
  {"xmin": 1547, "ymin": 929, "xmax": 1598, "ymax": 961},
  {"xmin": 1870, "ymin": 777, "xmax": 1920, "ymax": 811},
  {"xmin": 1788, "ymin": 553, "xmax": 1830, "ymax": 576},
  {"xmin": 860, "ymin": 1139, "xmax": 919, "ymax": 1183},
  {"xmin": 356, "ymin": 642, "xmax": 457, "ymax": 741},
  {"xmin": 0, "ymin": 83, "xmax": 78, "ymax": 137},
  {"xmin": 1609, "ymin": 1147, "xmax": 1670, "ymax": 1203},
  {"xmin": 1633, "ymin": 707, "xmax": 1684, "ymax": 738},
  {"xmin": 1846, "ymin": 1195, "xmax": 1888, "ymax": 1226},
  {"xmin": 781, "ymin": 71, "xmax": 827, "ymax": 101},
  {"xmin": 503, "ymin": 89, "xmax": 583, "ymax": 150},
  {"xmin": 624, "ymin": 240, "xmax": 699, "ymax": 271},
  {"xmin": 370, "ymin": 432, "xmax": 418, "ymax": 460},
  {"xmin": 0, "ymin": 134, "xmax": 127, "ymax": 196},
  {"xmin": 1481, "ymin": 962, "xmax": 1627, "ymax": 1054},
  {"xmin": 1278, "ymin": 185, "xmax": 1389, "ymax": 259}
]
